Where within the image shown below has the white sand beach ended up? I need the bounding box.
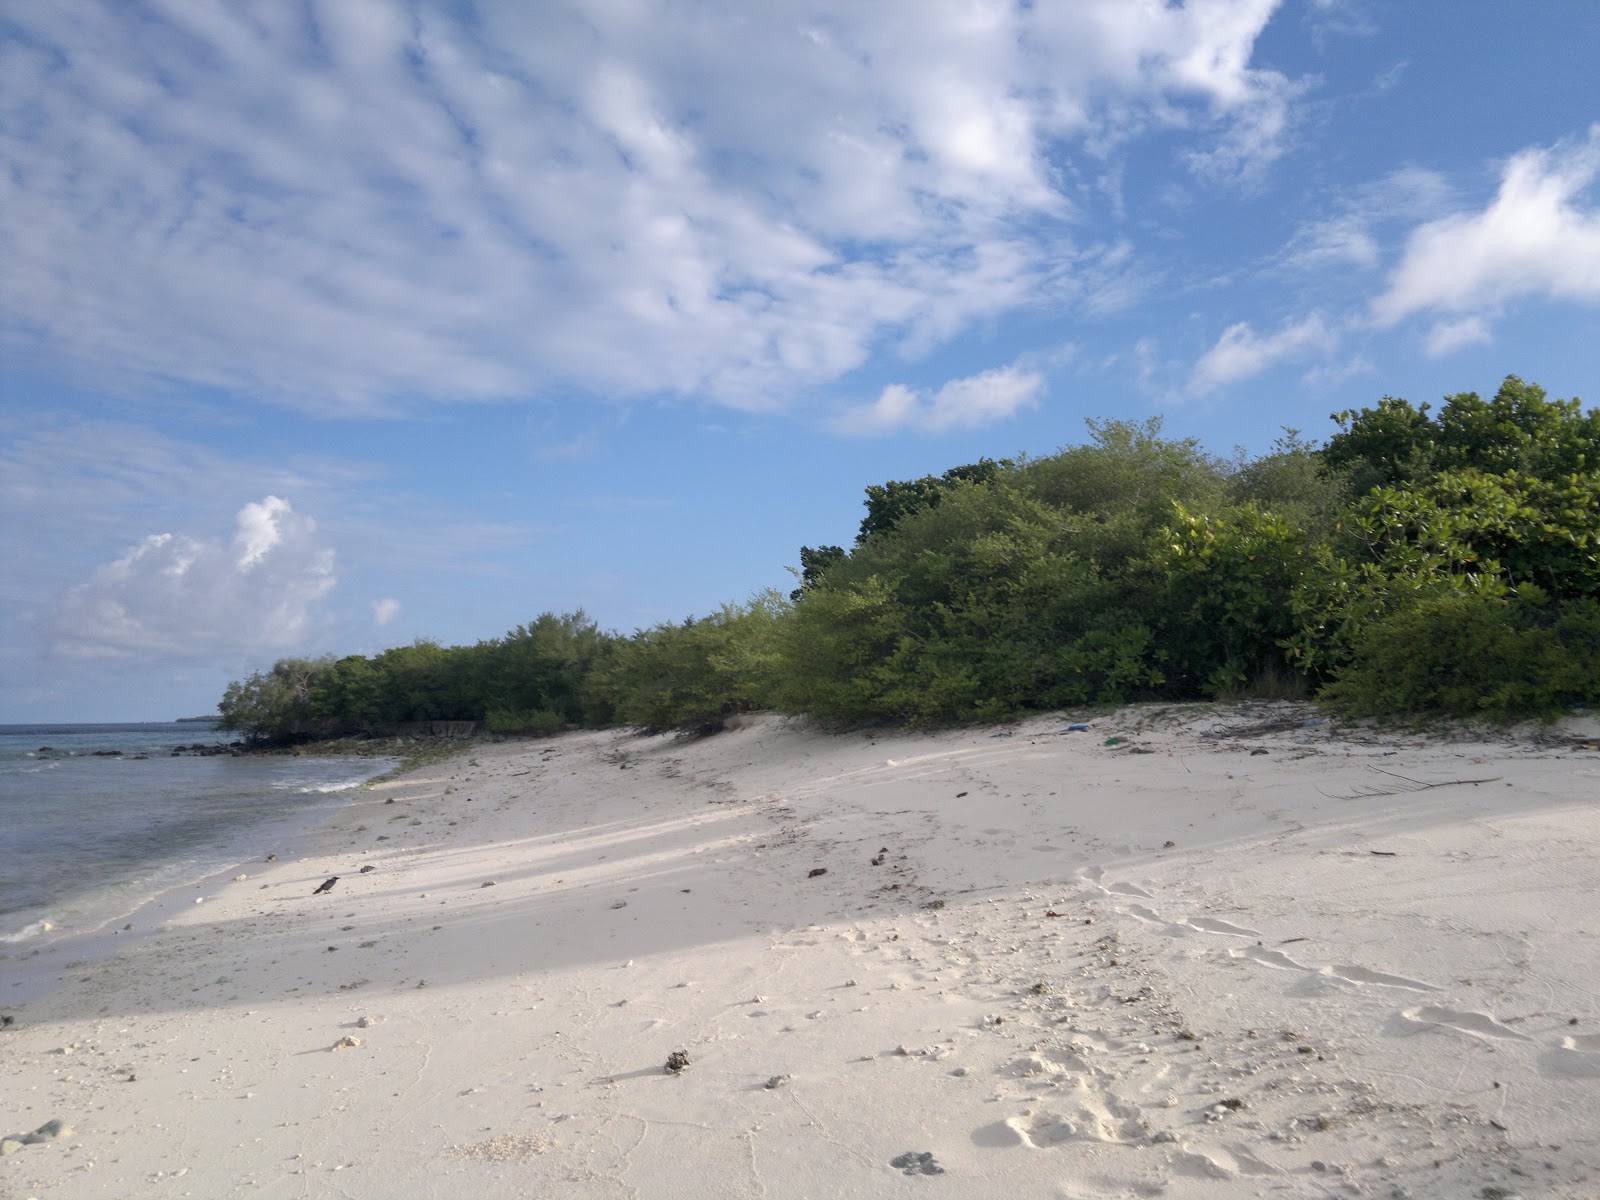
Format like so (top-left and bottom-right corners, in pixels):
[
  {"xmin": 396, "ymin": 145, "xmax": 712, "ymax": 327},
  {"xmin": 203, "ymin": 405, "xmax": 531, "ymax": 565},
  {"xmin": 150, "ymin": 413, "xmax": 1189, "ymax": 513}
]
[{"xmin": 4, "ymin": 703, "xmax": 1598, "ymax": 1199}]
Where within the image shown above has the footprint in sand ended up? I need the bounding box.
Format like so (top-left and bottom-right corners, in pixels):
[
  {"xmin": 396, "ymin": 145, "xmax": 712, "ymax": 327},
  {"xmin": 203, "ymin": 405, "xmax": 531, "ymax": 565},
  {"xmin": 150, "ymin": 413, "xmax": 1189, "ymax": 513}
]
[
  {"xmin": 1543, "ymin": 1034, "xmax": 1600, "ymax": 1078},
  {"xmin": 1395, "ymin": 1006, "xmax": 1532, "ymax": 1042},
  {"xmin": 977, "ymin": 1099, "xmax": 1145, "ymax": 1149},
  {"xmin": 1169, "ymin": 1143, "xmax": 1282, "ymax": 1180}
]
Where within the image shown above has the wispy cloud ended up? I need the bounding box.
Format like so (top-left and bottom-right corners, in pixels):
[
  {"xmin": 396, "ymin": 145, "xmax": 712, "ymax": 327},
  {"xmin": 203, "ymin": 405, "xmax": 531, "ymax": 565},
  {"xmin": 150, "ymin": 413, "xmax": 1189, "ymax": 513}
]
[
  {"xmin": 1423, "ymin": 316, "xmax": 1492, "ymax": 358},
  {"xmin": 0, "ymin": 1, "xmax": 1302, "ymax": 416},
  {"xmin": 1279, "ymin": 166, "xmax": 1452, "ymax": 272}
]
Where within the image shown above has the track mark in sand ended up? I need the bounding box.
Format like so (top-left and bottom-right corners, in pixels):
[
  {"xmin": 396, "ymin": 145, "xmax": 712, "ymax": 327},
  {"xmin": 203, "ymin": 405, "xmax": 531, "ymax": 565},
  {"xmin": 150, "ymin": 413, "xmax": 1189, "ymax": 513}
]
[
  {"xmin": 1229, "ymin": 946, "xmax": 1306, "ymax": 971},
  {"xmin": 1322, "ymin": 964, "xmax": 1439, "ymax": 991},
  {"xmin": 1122, "ymin": 904, "xmax": 1166, "ymax": 925},
  {"xmin": 1106, "ymin": 881, "xmax": 1153, "ymax": 898},
  {"xmin": 1185, "ymin": 917, "xmax": 1260, "ymax": 938},
  {"xmin": 1229, "ymin": 947, "xmax": 1440, "ymax": 990},
  {"xmin": 1398, "ymin": 1006, "xmax": 1533, "ymax": 1042}
]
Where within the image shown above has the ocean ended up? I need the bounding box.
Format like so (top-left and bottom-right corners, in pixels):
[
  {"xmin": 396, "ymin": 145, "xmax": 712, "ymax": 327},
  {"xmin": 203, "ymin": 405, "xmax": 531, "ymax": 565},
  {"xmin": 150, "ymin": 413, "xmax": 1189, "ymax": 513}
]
[{"xmin": 0, "ymin": 722, "xmax": 396, "ymax": 949}]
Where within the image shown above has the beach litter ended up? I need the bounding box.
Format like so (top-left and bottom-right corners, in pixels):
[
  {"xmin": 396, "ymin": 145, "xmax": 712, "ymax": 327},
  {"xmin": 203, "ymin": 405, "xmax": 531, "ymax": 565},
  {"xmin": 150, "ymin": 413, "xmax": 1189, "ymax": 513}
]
[{"xmin": 890, "ymin": 1150, "xmax": 945, "ymax": 1176}]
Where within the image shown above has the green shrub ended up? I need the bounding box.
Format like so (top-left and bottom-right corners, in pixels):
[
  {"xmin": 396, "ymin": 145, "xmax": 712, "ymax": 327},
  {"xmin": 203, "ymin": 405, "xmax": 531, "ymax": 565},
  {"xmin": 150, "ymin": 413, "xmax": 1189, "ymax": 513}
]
[
  {"xmin": 1322, "ymin": 594, "xmax": 1600, "ymax": 722},
  {"xmin": 587, "ymin": 593, "xmax": 788, "ymax": 734}
]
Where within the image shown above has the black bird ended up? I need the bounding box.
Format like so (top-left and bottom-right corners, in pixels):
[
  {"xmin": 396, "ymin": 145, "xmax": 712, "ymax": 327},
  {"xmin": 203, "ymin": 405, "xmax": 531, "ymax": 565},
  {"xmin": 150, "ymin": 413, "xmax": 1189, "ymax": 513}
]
[{"xmin": 312, "ymin": 876, "xmax": 339, "ymax": 895}]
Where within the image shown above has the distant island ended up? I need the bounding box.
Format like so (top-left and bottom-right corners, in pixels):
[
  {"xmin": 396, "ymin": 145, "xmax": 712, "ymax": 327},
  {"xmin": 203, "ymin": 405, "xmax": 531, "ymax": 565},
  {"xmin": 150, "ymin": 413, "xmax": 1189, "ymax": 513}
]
[{"xmin": 175, "ymin": 715, "xmax": 222, "ymax": 723}]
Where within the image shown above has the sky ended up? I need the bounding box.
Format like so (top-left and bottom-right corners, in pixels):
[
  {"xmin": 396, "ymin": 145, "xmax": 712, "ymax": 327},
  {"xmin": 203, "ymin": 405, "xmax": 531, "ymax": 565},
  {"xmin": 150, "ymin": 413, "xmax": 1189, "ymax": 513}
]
[{"xmin": 2, "ymin": 0, "xmax": 1598, "ymax": 722}]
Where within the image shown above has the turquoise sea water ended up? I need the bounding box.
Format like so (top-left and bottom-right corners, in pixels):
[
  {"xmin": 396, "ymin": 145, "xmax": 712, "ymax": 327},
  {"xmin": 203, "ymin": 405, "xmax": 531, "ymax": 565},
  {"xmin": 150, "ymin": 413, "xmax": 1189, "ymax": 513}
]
[{"xmin": 0, "ymin": 722, "xmax": 395, "ymax": 946}]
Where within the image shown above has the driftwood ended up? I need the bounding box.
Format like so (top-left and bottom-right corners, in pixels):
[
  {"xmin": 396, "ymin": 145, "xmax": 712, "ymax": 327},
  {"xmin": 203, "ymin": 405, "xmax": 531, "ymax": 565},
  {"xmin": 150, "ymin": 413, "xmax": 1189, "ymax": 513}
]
[{"xmin": 1323, "ymin": 766, "xmax": 1502, "ymax": 801}]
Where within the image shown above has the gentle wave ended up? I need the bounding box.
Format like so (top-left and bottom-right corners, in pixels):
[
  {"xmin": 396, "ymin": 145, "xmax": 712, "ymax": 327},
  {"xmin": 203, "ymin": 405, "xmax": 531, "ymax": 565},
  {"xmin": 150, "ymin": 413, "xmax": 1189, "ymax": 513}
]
[
  {"xmin": 292, "ymin": 776, "xmax": 376, "ymax": 794},
  {"xmin": 1, "ymin": 918, "xmax": 58, "ymax": 944}
]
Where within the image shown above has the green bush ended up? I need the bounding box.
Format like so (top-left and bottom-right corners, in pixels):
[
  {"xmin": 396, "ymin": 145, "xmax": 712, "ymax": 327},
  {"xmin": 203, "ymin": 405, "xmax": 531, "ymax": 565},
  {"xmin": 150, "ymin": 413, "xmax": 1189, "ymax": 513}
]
[
  {"xmin": 587, "ymin": 593, "xmax": 788, "ymax": 734},
  {"xmin": 1322, "ymin": 594, "xmax": 1600, "ymax": 722}
]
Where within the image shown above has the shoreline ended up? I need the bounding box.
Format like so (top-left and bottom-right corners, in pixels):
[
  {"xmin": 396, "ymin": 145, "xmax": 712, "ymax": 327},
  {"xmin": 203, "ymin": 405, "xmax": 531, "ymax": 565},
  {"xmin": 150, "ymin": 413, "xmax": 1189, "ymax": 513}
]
[
  {"xmin": 3, "ymin": 704, "xmax": 1598, "ymax": 1197},
  {"xmin": 0, "ymin": 751, "xmax": 407, "ymax": 1007}
]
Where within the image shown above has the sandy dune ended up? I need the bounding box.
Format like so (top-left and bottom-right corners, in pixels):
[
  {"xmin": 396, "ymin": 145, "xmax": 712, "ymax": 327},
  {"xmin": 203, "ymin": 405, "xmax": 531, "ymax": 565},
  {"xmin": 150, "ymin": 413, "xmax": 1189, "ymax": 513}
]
[{"xmin": 4, "ymin": 703, "xmax": 1598, "ymax": 1198}]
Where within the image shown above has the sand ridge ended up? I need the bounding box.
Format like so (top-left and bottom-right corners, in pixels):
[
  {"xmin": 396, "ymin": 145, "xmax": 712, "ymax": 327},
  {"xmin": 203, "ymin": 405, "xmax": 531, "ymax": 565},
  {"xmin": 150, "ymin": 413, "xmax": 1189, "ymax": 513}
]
[{"xmin": 2, "ymin": 703, "xmax": 1597, "ymax": 1198}]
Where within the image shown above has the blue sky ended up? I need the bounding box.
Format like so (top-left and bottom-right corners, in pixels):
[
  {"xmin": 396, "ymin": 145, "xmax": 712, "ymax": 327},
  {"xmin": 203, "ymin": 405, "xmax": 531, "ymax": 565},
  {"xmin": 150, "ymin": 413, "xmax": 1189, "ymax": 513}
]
[{"xmin": 3, "ymin": 0, "xmax": 1597, "ymax": 722}]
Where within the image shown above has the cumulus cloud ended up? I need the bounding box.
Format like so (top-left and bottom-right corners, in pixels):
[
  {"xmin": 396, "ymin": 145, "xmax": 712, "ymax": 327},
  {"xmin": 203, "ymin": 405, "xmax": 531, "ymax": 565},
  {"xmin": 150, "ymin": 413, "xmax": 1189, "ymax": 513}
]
[
  {"xmin": 0, "ymin": 1, "xmax": 1299, "ymax": 414},
  {"xmin": 832, "ymin": 365, "xmax": 1044, "ymax": 436},
  {"xmin": 51, "ymin": 497, "xmax": 335, "ymax": 659},
  {"xmin": 1188, "ymin": 313, "xmax": 1336, "ymax": 394},
  {"xmin": 1373, "ymin": 126, "xmax": 1600, "ymax": 330},
  {"xmin": 371, "ymin": 598, "xmax": 402, "ymax": 627}
]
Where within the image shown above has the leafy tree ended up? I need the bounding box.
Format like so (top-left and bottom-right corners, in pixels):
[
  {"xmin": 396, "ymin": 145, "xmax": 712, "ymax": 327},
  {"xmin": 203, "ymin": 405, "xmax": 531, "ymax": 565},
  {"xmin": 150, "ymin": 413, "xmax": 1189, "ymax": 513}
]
[
  {"xmin": 1323, "ymin": 395, "xmax": 1439, "ymax": 493},
  {"xmin": 477, "ymin": 611, "xmax": 613, "ymax": 727},
  {"xmin": 1326, "ymin": 375, "xmax": 1599, "ymax": 492},
  {"xmin": 216, "ymin": 378, "xmax": 1597, "ymax": 736},
  {"xmin": 1154, "ymin": 502, "xmax": 1313, "ymax": 695},
  {"xmin": 1227, "ymin": 429, "xmax": 1351, "ymax": 534},
  {"xmin": 857, "ymin": 458, "xmax": 1007, "ymax": 543},
  {"xmin": 587, "ymin": 593, "xmax": 788, "ymax": 733},
  {"xmin": 218, "ymin": 655, "xmax": 337, "ymax": 741},
  {"xmin": 790, "ymin": 544, "xmax": 847, "ymax": 600}
]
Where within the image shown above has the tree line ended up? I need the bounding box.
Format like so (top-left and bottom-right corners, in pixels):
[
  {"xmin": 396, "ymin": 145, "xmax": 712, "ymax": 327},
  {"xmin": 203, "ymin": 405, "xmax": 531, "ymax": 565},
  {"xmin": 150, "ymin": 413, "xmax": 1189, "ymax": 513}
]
[{"xmin": 218, "ymin": 376, "xmax": 1600, "ymax": 742}]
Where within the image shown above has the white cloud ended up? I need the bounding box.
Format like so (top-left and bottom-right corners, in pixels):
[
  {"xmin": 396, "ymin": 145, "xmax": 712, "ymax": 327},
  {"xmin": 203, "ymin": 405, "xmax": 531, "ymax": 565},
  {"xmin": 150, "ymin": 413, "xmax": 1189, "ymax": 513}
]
[
  {"xmin": 0, "ymin": 1, "xmax": 1300, "ymax": 415},
  {"xmin": 1423, "ymin": 316, "xmax": 1492, "ymax": 358},
  {"xmin": 832, "ymin": 364, "xmax": 1044, "ymax": 436},
  {"xmin": 1284, "ymin": 215, "xmax": 1381, "ymax": 270},
  {"xmin": 1281, "ymin": 166, "xmax": 1452, "ymax": 271},
  {"xmin": 1373, "ymin": 126, "xmax": 1600, "ymax": 328},
  {"xmin": 371, "ymin": 598, "xmax": 402, "ymax": 627},
  {"xmin": 51, "ymin": 498, "xmax": 335, "ymax": 659},
  {"xmin": 1188, "ymin": 313, "xmax": 1336, "ymax": 394},
  {"xmin": 1302, "ymin": 354, "xmax": 1374, "ymax": 390}
]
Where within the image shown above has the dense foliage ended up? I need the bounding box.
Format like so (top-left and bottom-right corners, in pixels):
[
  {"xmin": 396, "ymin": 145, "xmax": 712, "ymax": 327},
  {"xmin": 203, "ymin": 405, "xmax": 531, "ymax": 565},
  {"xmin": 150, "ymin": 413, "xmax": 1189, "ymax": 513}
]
[{"xmin": 218, "ymin": 376, "xmax": 1599, "ymax": 742}]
